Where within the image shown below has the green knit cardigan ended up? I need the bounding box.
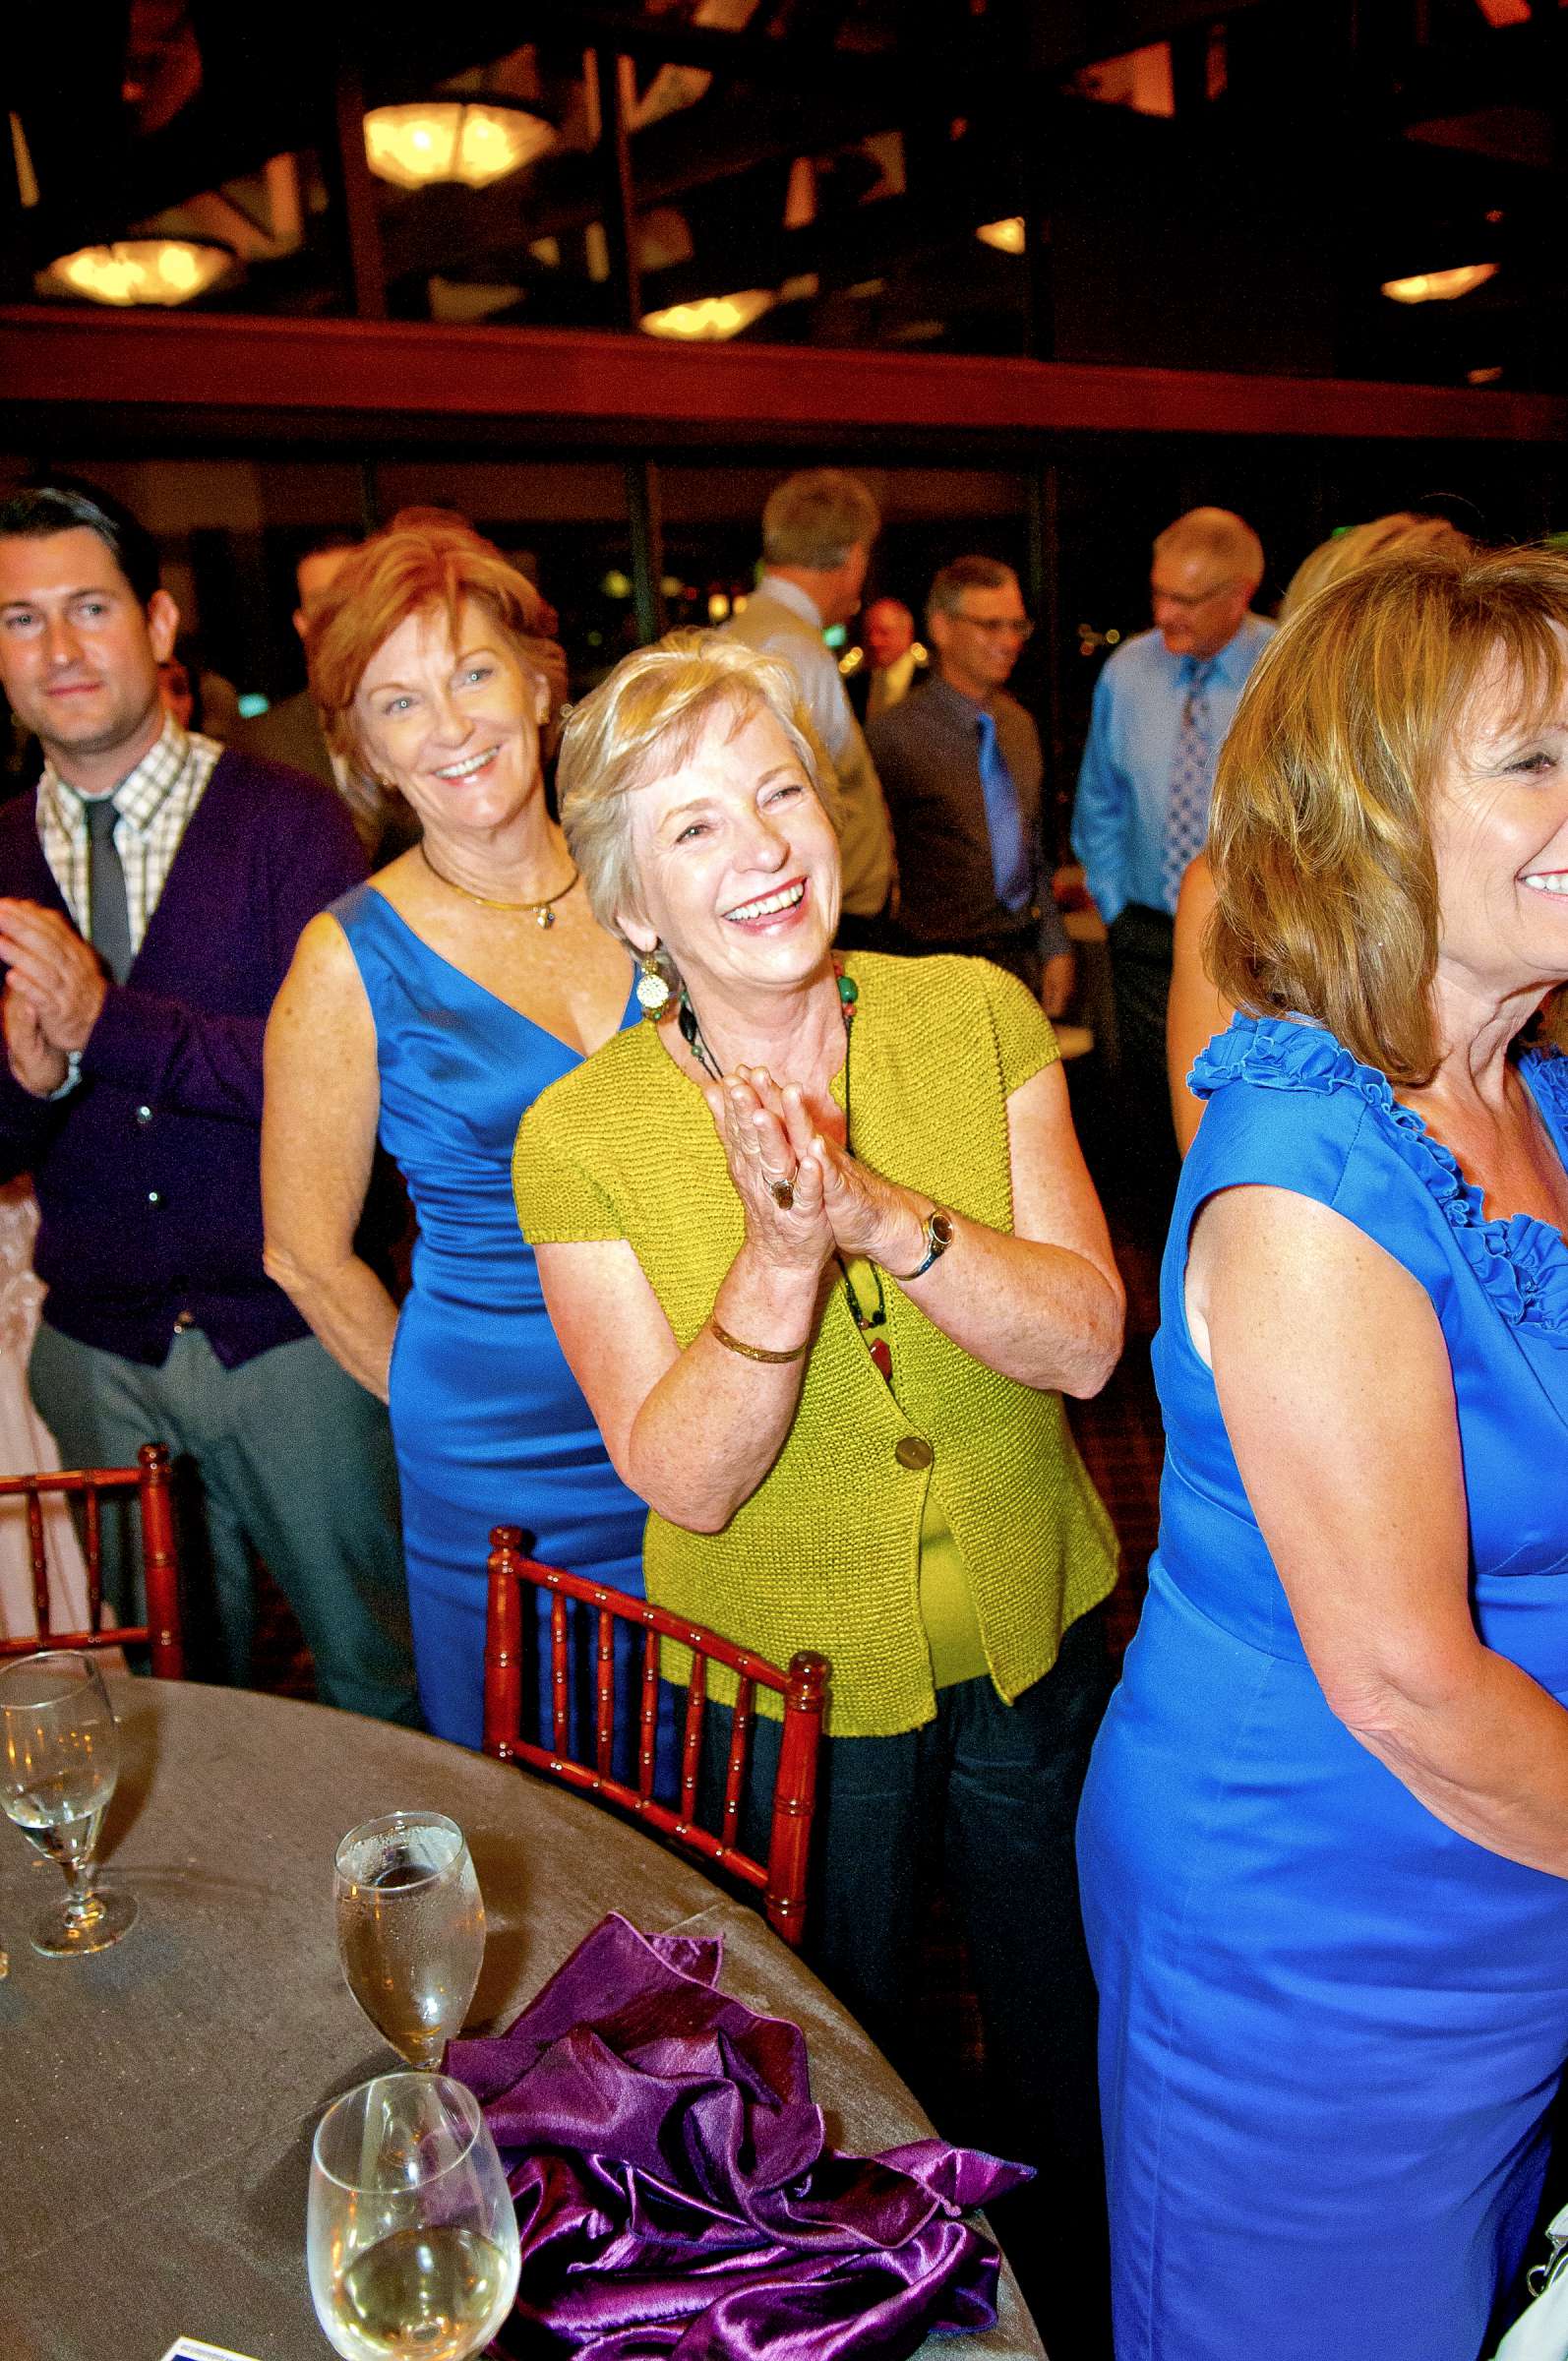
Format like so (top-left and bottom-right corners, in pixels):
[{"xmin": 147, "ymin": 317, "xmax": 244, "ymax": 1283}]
[{"xmin": 513, "ymin": 951, "xmax": 1117, "ymax": 1739}]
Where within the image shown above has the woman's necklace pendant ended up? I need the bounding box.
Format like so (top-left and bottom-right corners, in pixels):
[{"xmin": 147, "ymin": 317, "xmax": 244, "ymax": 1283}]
[{"xmin": 536, "ymin": 906, "xmax": 556, "ymax": 929}]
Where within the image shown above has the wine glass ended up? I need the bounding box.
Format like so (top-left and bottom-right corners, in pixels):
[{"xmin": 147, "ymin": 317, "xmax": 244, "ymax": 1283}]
[
  {"xmin": 335, "ymin": 1811, "xmax": 485, "ymax": 2067},
  {"xmin": 0, "ymin": 1650, "xmax": 136, "ymax": 1957},
  {"xmin": 308, "ymin": 2070, "xmax": 520, "ymax": 2361}
]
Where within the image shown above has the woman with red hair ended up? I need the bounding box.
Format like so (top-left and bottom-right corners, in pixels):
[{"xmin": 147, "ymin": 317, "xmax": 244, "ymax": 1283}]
[{"xmin": 262, "ymin": 519, "xmax": 645, "ymax": 1745}]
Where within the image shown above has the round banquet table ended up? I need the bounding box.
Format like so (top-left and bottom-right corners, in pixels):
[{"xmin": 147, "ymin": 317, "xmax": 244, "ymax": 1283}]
[{"xmin": 0, "ymin": 1678, "xmax": 1047, "ymax": 2361}]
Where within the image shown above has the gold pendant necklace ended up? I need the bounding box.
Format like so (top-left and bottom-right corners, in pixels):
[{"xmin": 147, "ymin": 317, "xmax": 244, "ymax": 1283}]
[{"xmin": 419, "ymin": 842, "xmax": 578, "ymax": 928}]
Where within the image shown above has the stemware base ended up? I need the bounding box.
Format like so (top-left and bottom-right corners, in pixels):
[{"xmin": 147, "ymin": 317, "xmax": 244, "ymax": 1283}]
[{"xmin": 31, "ymin": 1883, "xmax": 138, "ymax": 1957}]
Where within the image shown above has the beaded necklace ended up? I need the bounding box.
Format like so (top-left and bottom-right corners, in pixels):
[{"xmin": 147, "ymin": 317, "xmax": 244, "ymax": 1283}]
[{"xmin": 677, "ymin": 961, "xmax": 892, "ymax": 1381}]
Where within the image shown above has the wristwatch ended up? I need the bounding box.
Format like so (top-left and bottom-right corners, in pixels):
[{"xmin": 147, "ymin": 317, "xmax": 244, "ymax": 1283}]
[{"xmin": 892, "ymin": 1206, "xmax": 955, "ymax": 1283}]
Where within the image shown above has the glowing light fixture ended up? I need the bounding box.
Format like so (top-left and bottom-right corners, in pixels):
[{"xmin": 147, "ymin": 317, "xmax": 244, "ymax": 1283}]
[
  {"xmin": 363, "ymin": 101, "xmax": 555, "ymax": 191},
  {"xmin": 640, "ymin": 289, "xmax": 775, "ymax": 341},
  {"xmin": 40, "ymin": 238, "xmax": 234, "ymax": 307},
  {"xmin": 1381, "ymin": 262, "xmax": 1497, "ymax": 305},
  {"xmin": 976, "ymin": 216, "xmax": 1026, "ymax": 256}
]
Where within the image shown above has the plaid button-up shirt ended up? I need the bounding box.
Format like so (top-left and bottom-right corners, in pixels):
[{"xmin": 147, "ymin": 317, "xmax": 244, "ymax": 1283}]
[{"xmin": 36, "ymin": 712, "xmax": 220, "ymax": 960}]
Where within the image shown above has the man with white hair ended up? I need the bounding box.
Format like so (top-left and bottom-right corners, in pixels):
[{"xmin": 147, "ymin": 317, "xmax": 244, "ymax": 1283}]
[
  {"xmin": 1072, "ymin": 507, "xmax": 1273, "ymax": 1200},
  {"xmin": 722, "ymin": 468, "xmax": 894, "ymax": 943}
]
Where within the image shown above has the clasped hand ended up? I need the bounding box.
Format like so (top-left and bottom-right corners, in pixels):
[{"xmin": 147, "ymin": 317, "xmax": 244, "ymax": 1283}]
[
  {"xmin": 0, "ymin": 900, "xmax": 110, "ymax": 1097},
  {"xmin": 700, "ymin": 1064, "xmax": 925, "ymax": 1274}
]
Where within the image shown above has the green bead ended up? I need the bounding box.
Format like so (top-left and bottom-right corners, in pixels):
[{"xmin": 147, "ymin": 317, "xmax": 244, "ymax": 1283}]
[{"xmin": 838, "ymin": 975, "xmax": 859, "ymax": 1006}]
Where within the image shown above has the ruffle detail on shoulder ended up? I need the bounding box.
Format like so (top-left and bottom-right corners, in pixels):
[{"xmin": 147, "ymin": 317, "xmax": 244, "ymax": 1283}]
[{"xmin": 1190, "ymin": 1017, "xmax": 1568, "ymax": 1345}]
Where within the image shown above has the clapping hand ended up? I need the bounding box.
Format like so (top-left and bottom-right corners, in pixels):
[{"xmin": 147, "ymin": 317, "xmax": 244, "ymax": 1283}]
[
  {"xmin": 709, "ymin": 1063, "xmax": 927, "ymax": 1278},
  {"xmin": 809, "ymin": 1128, "xmax": 927, "ymax": 1274},
  {"xmin": 0, "ymin": 902, "xmax": 108, "ymax": 1055},
  {"xmin": 2, "ymin": 980, "xmax": 68, "ymax": 1098},
  {"xmin": 700, "ymin": 1065, "xmax": 833, "ymax": 1273}
]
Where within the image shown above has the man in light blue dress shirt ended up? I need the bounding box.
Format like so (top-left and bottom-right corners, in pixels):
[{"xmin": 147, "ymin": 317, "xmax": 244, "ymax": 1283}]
[{"xmin": 1071, "ymin": 508, "xmax": 1274, "ymax": 1219}]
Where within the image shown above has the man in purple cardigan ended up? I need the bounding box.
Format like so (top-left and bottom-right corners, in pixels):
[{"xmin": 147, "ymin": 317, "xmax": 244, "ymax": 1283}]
[{"xmin": 0, "ymin": 477, "xmax": 417, "ymax": 1723}]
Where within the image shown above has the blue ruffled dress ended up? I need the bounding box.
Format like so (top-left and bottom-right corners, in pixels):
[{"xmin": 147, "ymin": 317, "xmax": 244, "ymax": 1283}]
[{"xmin": 1078, "ymin": 1014, "xmax": 1568, "ymax": 2361}]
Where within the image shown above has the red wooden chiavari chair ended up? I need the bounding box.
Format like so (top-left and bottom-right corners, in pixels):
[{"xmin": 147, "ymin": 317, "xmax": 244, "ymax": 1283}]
[
  {"xmin": 0, "ymin": 1441, "xmax": 184, "ymax": 1679},
  {"xmin": 481, "ymin": 1526, "xmax": 827, "ymax": 1949}
]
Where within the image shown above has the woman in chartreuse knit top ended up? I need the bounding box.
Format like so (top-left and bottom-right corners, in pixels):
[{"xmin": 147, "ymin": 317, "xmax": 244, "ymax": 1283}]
[{"xmin": 512, "ymin": 632, "xmax": 1123, "ymax": 2340}]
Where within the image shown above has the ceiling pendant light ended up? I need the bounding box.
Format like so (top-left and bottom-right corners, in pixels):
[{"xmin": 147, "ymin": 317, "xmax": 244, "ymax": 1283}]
[
  {"xmin": 640, "ymin": 289, "xmax": 776, "ymax": 340},
  {"xmin": 38, "ymin": 238, "xmax": 235, "ymax": 307},
  {"xmin": 363, "ymin": 101, "xmax": 555, "ymax": 191},
  {"xmin": 975, "ymin": 217, "xmax": 1026, "ymax": 256},
  {"xmin": 1380, "ymin": 262, "xmax": 1498, "ymax": 305}
]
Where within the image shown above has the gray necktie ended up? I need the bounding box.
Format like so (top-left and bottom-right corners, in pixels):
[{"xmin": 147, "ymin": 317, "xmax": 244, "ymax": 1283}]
[{"xmin": 86, "ymin": 797, "xmax": 132, "ymax": 984}]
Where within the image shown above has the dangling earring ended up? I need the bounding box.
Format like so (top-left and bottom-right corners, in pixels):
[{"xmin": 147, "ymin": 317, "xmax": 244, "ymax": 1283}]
[{"xmin": 635, "ymin": 949, "xmax": 671, "ymax": 1019}]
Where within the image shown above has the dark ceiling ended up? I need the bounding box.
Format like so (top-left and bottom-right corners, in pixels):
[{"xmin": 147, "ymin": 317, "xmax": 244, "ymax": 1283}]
[{"xmin": 5, "ymin": 0, "xmax": 1565, "ymax": 391}]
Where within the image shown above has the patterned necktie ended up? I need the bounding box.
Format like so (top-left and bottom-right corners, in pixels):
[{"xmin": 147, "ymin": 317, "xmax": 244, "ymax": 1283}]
[
  {"xmin": 86, "ymin": 795, "xmax": 132, "ymax": 984},
  {"xmin": 1162, "ymin": 657, "xmax": 1217, "ymax": 911},
  {"xmin": 976, "ymin": 709, "xmax": 1033, "ymax": 915}
]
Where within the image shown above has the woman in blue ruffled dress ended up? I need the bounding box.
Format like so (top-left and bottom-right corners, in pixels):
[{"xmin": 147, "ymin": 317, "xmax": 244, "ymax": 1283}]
[{"xmin": 1078, "ymin": 543, "xmax": 1568, "ymax": 2361}]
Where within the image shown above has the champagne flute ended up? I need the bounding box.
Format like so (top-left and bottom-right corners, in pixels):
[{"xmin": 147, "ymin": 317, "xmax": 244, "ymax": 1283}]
[
  {"xmin": 0, "ymin": 1649, "xmax": 136, "ymax": 1957},
  {"xmin": 308, "ymin": 2070, "xmax": 520, "ymax": 2361},
  {"xmin": 335, "ymin": 1811, "xmax": 485, "ymax": 2067}
]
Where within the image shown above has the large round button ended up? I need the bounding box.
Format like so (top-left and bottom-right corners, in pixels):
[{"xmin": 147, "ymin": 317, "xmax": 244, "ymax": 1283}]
[{"xmin": 894, "ymin": 1435, "xmax": 934, "ymax": 1471}]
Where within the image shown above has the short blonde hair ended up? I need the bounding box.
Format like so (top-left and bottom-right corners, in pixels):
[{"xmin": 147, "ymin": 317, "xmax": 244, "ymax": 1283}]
[
  {"xmin": 1281, "ymin": 512, "xmax": 1470, "ymax": 620},
  {"xmin": 761, "ymin": 469, "xmax": 879, "ymax": 571},
  {"xmin": 308, "ymin": 522, "xmax": 544, "ymax": 768},
  {"xmin": 1209, "ymin": 542, "xmax": 1568, "ymax": 1081},
  {"xmin": 1154, "ymin": 506, "xmax": 1263, "ymax": 588},
  {"xmin": 558, "ymin": 631, "xmax": 839, "ymax": 947}
]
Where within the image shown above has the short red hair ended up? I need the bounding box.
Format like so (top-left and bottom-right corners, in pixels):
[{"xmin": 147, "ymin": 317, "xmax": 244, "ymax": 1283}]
[{"xmin": 307, "ymin": 521, "xmax": 544, "ymax": 766}]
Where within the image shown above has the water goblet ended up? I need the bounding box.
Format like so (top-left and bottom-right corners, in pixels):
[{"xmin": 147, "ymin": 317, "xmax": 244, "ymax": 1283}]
[
  {"xmin": 335, "ymin": 1810, "xmax": 485, "ymax": 2068},
  {"xmin": 0, "ymin": 1649, "xmax": 136, "ymax": 1956},
  {"xmin": 308, "ymin": 2070, "xmax": 520, "ymax": 2361}
]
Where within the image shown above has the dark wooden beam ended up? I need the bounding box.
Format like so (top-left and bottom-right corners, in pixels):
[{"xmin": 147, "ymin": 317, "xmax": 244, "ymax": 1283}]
[
  {"xmin": 327, "ymin": 51, "xmax": 388, "ymax": 320},
  {"xmin": 1, "ymin": 306, "xmax": 1562, "ymax": 445}
]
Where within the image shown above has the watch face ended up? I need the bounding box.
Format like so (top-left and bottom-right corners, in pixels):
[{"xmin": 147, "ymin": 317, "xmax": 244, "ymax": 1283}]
[{"xmin": 931, "ymin": 1209, "xmax": 955, "ymax": 1248}]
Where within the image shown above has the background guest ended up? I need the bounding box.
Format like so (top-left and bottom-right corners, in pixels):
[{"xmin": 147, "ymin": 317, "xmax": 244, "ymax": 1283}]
[
  {"xmin": 157, "ymin": 632, "xmax": 239, "ymax": 740},
  {"xmin": 1080, "ymin": 543, "xmax": 1568, "ymax": 2361},
  {"xmin": 850, "ymin": 594, "xmax": 928, "ymax": 723},
  {"xmin": 234, "ymin": 532, "xmax": 361, "ymax": 794},
  {"xmin": 1071, "ymin": 506, "xmax": 1273, "ymax": 1221},
  {"xmin": 871, "ymin": 555, "xmax": 1074, "ymax": 1015},
  {"xmin": 0, "ymin": 476, "xmax": 415, "ymax": 1721},
  {"xmin": 1166, "ymin": 511, "xmax": 1471, "ymax": 1152},
  {"xmin": 513, "ymin": 631, "xmax": 1123, "ymax": 2359},
  {"xmin": 722, "ymin": 468, "xmax": 894, "ymax": 945},
  {"xmin": 263, "ymin": 519, "xmax": 649, "ymax": 1750}
]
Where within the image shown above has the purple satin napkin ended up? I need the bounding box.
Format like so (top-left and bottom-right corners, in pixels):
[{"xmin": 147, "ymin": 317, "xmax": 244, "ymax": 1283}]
[{"xmin": 447, "ymin": 1910, "xmax": 1031, "ymax": 2361}]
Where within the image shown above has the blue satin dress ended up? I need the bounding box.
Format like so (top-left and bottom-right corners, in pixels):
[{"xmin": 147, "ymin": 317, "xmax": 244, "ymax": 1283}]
[
  {"xmin": 334, "ymin": 883, "xmax": 648, "ymax": 1750},
  {"xmin": 1078, "ymin": 1015, "xmax": 1568, "ymax": 2361}
]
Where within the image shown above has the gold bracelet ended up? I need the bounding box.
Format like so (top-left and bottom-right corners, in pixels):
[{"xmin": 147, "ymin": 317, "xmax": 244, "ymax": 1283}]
[{"xmin": 707, "ymin": 1317, "xmax": 809, "ymax": 1365}]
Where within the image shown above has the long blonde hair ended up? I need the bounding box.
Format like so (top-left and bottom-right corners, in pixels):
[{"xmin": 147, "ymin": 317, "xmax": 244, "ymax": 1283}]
[{"xmin": 1209, "ymin": 542, "xmax": 1568, "ymax": 1080}]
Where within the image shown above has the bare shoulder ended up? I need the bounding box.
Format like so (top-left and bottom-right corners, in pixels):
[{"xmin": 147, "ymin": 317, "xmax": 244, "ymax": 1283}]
[
  {"xmin": 1175, "ymin": 851, "xmax": 1216, "ymax": 937},
  {"xmin": 269, "ymin": 909, "xmax": 375, "ymax": 1072},
  {"xmin": 284, "ymin": 906, "xmax": 368, "ymax": 999},
  {"xmin": 1189, "ymin": 1180, "xmax": 1430, "ymax": 1370}
]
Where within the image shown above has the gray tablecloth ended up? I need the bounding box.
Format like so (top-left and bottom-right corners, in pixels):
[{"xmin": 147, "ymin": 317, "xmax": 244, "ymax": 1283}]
[{"xmin": 0, "ymin": 1679, "xmax": 1045, "ymax": 2361}]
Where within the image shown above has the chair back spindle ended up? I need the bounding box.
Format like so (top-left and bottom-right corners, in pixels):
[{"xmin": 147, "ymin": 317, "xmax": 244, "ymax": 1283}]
[
  {"xmin": 481, "ymin": 1526, "xmax": 826, "ymax": 1948},
  {"xmin": 0, "ymin": 1442, "xmax": 184, "ymax": 1678}
]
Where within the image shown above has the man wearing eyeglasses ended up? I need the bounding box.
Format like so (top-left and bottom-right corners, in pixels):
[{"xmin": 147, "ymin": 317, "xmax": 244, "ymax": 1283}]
[
  {"xmin": 868, "ymin": 555, "xmax": 1074, "ymax": 1015},
  {"xmin": 1071, "ymin": 508, "xmax": 1273, "ymax": 1203}
]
